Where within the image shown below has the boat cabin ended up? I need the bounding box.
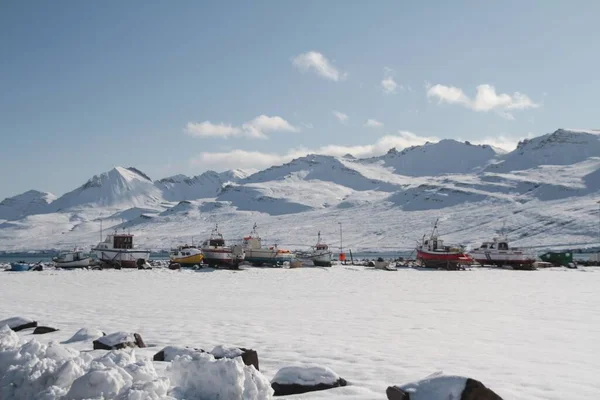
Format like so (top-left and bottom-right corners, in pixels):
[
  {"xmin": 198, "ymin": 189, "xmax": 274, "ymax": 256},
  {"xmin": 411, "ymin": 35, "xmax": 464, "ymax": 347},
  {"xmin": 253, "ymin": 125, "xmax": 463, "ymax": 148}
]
[
  {"xmin": 96, "ymin": 234, "xmax": 134, "ymax": 250},
  {"xmin": 243, "ymin": 236, "xmax": 261, "ymax": 249},
  {"xmin": 423, "ymin": 237, "xmax": 444, "ymax": 251},
  {"xmin": 170, "ymin": 245, "xmax": 199, "ymax": 257},
  {"xmin": 478, "ymin": 239, "xmax": 509, "ymax": 251},
  {"xmin": 56, "ymin": 250, "xmax": 86, "ymax": 262},
  {"xmin": 316, "ymin": 244, "xmax": 329, "ymax": 251}
]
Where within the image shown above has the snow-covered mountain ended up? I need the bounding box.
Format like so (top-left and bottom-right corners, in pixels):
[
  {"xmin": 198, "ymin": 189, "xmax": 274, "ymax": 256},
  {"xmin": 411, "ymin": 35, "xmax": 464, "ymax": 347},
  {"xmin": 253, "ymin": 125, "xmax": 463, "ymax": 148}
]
[
  {"xmin": 1, "ymin": 129, "xmax": 600, "ymax": 252},
  {"xmin": 156, "ymin": 169, "xmax": 250, "ymax": 201},
  {"xmin": 50, "ymin": 167, "xmax": 164, "ymax": 212},
  {"xmin": 364, "ymin": 139, "xmax": 500, "ymax": 176},
  {"xmin": 0, "ymin": 190, "xmax": 56, "ymax": 221}
]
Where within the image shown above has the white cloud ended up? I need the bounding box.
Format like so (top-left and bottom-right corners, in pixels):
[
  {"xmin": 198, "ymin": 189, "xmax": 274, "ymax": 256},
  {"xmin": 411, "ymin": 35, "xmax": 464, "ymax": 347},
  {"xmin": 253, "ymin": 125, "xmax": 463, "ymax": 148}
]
[
  {"xmin": 184, "ymin": 121, "xmax": 242, "ymax": 138},
  {"xmin": 292, "ymin": 51, "xmax": 347, "ymax": 82},
  {"xmin": 427, "ymin": 83, "xmax": 539, "ymax": 118},
  {"xmin": 381, "ymin": 67, "xmax": 402, "ymax": 94},
  {"xmin": 190, "ymin": 131, "xmax": 439, "ymax": 170},
  {"xmin": 365, "ymin": 119, "xmax": 384, "ymax": 128},
  {"xmin": 332, "ymin": 110, "xmax": 349, "ymax": 123},
  {"xmin": 470, "ymin": 132, "xmax": 536, "ymax": 153},
  {"xmin": 185, "ymin": 115, "xmax": 298, "ymax": 139}
]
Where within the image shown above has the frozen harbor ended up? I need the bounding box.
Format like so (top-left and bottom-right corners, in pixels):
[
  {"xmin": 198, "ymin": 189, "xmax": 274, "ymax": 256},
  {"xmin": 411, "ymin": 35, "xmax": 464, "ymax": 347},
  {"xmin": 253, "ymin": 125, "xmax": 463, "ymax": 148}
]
[{"xmin": 1, "ymin": 266, "xmax": 599, "ymax": 399}]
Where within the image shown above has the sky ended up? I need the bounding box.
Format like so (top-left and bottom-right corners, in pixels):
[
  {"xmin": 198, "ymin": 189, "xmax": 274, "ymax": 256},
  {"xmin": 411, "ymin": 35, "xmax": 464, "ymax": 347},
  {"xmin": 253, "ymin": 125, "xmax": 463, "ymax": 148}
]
[{"xmin": 1, "ymin": 1, "xmax": 600, "ymax": 200}]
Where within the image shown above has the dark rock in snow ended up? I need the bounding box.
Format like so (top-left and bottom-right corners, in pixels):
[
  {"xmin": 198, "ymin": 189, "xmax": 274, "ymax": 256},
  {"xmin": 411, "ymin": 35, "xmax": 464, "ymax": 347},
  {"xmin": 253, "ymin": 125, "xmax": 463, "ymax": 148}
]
[
  {"xmin": 33, "ymin": 326, "xmax": 59, "ymax": 334},
  {"xmin": 271, "ymin": 366, "xmax": 347, "ymax": 396},
  {"xmin": 0, "ymin": 317, "xmax": 38, "ymax": 332},
  {"xmin": 93, "ymin": 331, "xmax": 146, "ymax": 350},
  {"xmin": 211, "ymin": 345, "xmax": 259, "ymax": 370},
  {"xmin": 386, "ymin": 375, "xmax": 503, "ymax": 400}
]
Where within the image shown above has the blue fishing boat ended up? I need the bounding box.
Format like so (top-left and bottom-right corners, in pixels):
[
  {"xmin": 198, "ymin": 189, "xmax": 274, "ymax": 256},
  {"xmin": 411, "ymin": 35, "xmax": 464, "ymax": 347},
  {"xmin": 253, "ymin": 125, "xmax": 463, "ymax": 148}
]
[{"xmin": 9, "ymin": 262, "xmax": 30, "ymax": 271}]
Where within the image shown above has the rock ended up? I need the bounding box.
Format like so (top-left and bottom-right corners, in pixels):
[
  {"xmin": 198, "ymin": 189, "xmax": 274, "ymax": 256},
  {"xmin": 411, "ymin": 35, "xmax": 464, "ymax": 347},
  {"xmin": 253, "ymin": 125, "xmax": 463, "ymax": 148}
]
[
  {"xmin": 33, "ymin": 326, "xmax": 59, "ymax": 334},
  {"xmin": 386, "ymin": 375, "xmax": 503, "ymax": 400},
  {"xmin": 0, "ymin": 316, "xmax": 38, "ymax": 332},
  {"xmin": 153, "ymin": 345, "xmax": 204, "ymax": 361},
  {"xmin": 271, "ymin": 365, "xmax": 347, "ymax": 396},
  {"xmin": 62, "ymin": 327, "xmax": 105, "ymax": 344},
  {"xmin": 93, "ymin": 331, "xmax": 146, "ymax": 350},
  {"xmin": 461, "ymin": 378, "xmax": 503, "ymax": 400},
  {"xmin": 211, "ymin": 345, "xmax": 259, "ymax": 370},
  {"xmin": 168, "ymin": 263, "xmax": 181, "ymax": 270}
]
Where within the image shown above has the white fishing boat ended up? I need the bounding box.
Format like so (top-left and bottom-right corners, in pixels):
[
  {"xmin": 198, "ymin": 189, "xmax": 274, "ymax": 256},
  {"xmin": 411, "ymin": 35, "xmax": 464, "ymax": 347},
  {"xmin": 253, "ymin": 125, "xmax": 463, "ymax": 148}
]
[
  {"xmin": 310, "ymin": 231, "xmax": 333, "ymax": 267},
  {"xmin": 242, "ymin": 224, "xmax": 295, "ymax": 266},
  {"xmin": 53, "ymin": 249, "xmax": 92, "ymax": 268},
  {"xmin": 201, "ymin": 224, "xmax": 245, "ymax": 268},
  {"xmin": 469, "ymin": 236, "xmax": 536, "ymax": 268},
  {"xmin": 92, "ymin": 232, "xmax": 150, "ymax": 268}
]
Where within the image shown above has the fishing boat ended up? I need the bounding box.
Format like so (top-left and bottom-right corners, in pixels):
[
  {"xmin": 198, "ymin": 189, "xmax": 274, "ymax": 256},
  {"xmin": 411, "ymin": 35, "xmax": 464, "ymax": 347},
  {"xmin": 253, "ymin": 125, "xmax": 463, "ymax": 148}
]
[
  {"xmin": 416, "ymin": 219, "xmax": 473, "ymax": 269},
  {"xmin": 310, "ymin": 232, "xmax": 333, "ymax": 267},
  {"xmin": 53, "ymin": 249, "xmax": 92, "ymax": 269},
  {"xmin": 9, "ymin": 262, "xmax": 30, "ymax": 272},
  {"xmin": 242, "ymin": 224, "xmax": 295, "ymax": 266},
  {"xmin": 169, "ymin": 244, "xmax": 204, "ymax": 268},
  {"xmin": 92, "ymin": 231, "xmax": 151, "ymax": 268},
  {"xmin": 201, "ymin": 224, "xmax": 245, "ymax": 268},
  {"xmin": 469, "ymin": 236, "xmax": 536, "ymax": 268}
]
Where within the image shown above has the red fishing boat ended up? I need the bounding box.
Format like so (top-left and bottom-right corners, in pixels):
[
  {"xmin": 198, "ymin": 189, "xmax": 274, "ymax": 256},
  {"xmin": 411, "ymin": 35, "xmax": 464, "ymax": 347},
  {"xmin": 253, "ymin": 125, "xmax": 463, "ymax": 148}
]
[{"xmin": 416, "ymin": 219, "xmax": 473, "ymax": 269}]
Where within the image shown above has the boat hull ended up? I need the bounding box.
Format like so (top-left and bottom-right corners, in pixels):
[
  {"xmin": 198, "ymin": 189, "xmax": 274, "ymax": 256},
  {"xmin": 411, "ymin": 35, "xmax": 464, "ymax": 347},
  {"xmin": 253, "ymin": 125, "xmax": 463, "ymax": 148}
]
[
  {"xmin": 417, "ymin": 249, "xmax": 473, "ymax": 269},
  {"xmin": 312, "ymin": 252, "xmax": 333, "ymax": 267},
  {"xmin": 245, "ymin": 249, "xmax": 295, "ymax": 266},
  {"xmin": 9, "ymin": 263, "xmax": 30, "ymax": 272},
  {"xmin": 203, "ymin": 249, "xmax": 245, "ymax": 268},
  {"xmin": 55, "ymin": 258, "xmax": 92, "ymax": 269},
  {"xmin": 470, "ymin": 250, "xmax": 536, "ymax": 266},
  {"xmin": 170, "ymin": 254, "xmax": 204, "ymax": 267},
  {"xmin": 92, "ymin": 249, "xmax": 151, "ymax": 268}
]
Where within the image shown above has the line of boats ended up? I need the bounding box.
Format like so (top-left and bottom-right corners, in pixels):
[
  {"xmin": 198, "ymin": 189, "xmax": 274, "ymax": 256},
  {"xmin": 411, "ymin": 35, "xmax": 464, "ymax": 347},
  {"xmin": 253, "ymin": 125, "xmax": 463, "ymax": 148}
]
[{"xmin": 6, "ymin": 219, "xmax": 578, "ymax": 271}]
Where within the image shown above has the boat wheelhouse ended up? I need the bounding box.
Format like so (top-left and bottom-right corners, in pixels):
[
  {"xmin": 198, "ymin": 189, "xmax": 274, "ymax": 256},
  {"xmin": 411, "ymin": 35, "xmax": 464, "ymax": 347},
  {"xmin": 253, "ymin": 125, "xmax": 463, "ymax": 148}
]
[
  {"xmin": 201, "ymin": 224, "xmax": 245, "ymax": 268},
  {"xmin": 242, "ymin": 224, "xmax": 295, "ymax": 266},
  {"xmin": 92, "ymin": 232, "xmax": 150, "ymax": 268}
]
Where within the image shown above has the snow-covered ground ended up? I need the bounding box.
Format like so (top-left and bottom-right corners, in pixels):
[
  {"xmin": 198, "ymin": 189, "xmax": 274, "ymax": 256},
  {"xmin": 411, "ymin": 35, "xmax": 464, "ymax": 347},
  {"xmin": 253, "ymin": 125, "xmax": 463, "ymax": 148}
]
[{"xmin": 1, "ymin": 266, "xmax": 599, "ymax": 399}]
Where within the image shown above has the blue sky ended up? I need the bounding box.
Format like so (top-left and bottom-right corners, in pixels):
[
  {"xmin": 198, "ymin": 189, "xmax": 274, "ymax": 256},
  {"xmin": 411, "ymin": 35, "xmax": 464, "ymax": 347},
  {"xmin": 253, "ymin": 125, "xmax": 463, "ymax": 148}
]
[{"xmin": 1, "ymin": 1, "xmax": 599, "ymax": 200}]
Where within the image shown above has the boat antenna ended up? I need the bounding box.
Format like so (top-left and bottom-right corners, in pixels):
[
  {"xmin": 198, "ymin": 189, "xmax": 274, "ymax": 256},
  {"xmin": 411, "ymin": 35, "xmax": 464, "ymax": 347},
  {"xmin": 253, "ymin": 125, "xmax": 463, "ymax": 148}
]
[
  {"xmin": 252, "ymin": 222, "xmax": 257, "ymax": 234},
  {"xmin": 100, "ymin": 217, "xmax": 103, "ymax": 242},
  {"xmin": 430, "ymin": 218, "xmax": 439, "ymax": 239},
  {"xmin": 317, "ymin": 231, "xmax": 321, "ymax": 245}
]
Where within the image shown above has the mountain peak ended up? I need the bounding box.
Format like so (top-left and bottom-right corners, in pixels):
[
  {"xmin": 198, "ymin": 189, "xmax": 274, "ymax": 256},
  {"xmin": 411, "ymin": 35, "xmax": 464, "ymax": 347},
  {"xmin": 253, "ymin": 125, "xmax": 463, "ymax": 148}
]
[{"xmin": 0, "ymin": 189, "xmax": 56, "ymax": 220}]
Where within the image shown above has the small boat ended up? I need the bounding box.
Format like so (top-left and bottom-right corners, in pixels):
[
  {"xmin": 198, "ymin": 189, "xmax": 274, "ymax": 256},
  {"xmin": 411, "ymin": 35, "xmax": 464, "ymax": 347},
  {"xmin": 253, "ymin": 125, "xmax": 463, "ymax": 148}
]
[
  {"xmin": 9, "ymin": 262, "xmax": 30, "ymax": 272},
  {"xmin": 92, "ymin": 231, "xmax": 151, "ymax": 268},
  {"xmin": 416, "ymin": 219, "xmax": 473, "ymax": 269},
  {"xmin": 53, "ymin": 249, "xmax": 92, "ymax": 269},
  {"xmin": 169, "ymin": 244, "xmax": 204, "ymax": 268},
  {"xmin": 469, "ymin": 234, "xmax": 536, "ymax": 269},
  {"xmin": 242, "ymin": 224, "xmax": 295, "ymax": 266},
  {"xmin": 201, "ymin": 224, "xmax": 245, "ymax": 268},
  {"xmin": 310, "ymin": 231, "xmax": 333, "ymax": 267}
]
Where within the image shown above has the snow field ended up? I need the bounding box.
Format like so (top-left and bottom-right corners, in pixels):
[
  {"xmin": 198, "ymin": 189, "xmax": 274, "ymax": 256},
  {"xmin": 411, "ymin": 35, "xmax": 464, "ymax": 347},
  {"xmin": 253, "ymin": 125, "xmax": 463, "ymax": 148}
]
[{"xmin": 1, "ymin": 266, "xmax": 599, "ymax": 399}]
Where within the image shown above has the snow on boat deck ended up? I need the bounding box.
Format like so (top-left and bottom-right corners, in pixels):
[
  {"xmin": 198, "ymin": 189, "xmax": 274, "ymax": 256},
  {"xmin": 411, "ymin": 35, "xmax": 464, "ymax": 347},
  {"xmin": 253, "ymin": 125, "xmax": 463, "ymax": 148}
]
[{"xmin": 1, "ymin": 266, "xmax": 599, "ymax": 399}]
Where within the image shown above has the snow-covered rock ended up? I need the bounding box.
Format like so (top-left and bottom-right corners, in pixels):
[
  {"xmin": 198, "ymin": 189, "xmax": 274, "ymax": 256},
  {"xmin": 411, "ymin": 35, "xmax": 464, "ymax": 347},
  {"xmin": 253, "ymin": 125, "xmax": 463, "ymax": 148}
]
[
  {"xmin": 386, "ymin": 374, "xmax": 503, "ymax": 400},
  {"xmin": 33, "ymin": 326, "xmax": 59, "ymax": 335},
  {"xmin": 270, "ymin": 365, "xmax": 347, "ymax": 396},
  {"xmin": 93, "ymin": 331, "xmax": 146, "ymax": 350},
  {"xmin": 168, "ymin": 352, "xmax": 272, "ymax": 400},
  {"xmin": 211, "ymin": 345, "xmax": 259, "ymax": 370},
  {"xmin": 153, "ymin": 345, "xmax": 204, "ymax": 362},
  {"xmin": 62, "ymin": 327, "xmax": 105, "ymax": 344},
  {"xmin": 0, "ymin": 316, "xmax": 37, "ymax": 331}
]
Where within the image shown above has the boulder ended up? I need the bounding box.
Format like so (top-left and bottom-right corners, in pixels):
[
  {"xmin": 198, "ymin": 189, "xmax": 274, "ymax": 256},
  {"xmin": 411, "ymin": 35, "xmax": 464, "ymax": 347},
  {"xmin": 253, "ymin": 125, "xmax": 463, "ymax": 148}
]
[
  {"xmin": 62, "ymin": 327, "xmax": 105, "ymax": 344},
  {"xmin": 386, "ymin": 375, "xmax": 503, "ymax": 400},
  {"xmin": 0, "ymin": 316, "xmax": 38, "ymax": 332},
  {"xmin": 211, "ymin": 345, "xmax": 259, "ymax": 370},
  {"xmin": 153, "ymin": 345, "xmax": 205, "ymax": 361},
  {"xmin": 271, "ymin": 365, "xmax": 347, "ymax": 396},
  {"xmin": 33, "ymin": 326, "xmax": 59, "ymax": 335},
  {"xmin": 93, "ymin": 331, "xmax": 146, "ymax": 350}
]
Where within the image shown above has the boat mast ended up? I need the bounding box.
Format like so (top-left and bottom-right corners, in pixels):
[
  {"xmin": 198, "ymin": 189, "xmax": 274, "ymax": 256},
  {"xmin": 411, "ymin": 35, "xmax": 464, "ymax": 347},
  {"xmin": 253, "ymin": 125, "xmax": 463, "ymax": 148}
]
[
  {"xmin": 430, "ymin": 218, "xmax": 439, "ymax": 239},
  {"xmin": 338, "ymin": 222, "xmax": 343, "ymax": 254}
]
